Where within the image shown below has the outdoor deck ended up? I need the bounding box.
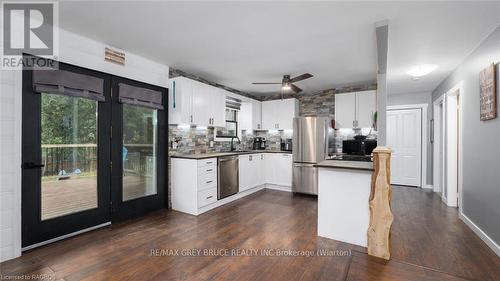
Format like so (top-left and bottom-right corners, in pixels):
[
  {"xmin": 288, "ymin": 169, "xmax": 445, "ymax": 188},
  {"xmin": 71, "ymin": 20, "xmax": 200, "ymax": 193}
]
[{"xmin": 41, "ymin": 175, "xmax": 153, "ymax": 220}]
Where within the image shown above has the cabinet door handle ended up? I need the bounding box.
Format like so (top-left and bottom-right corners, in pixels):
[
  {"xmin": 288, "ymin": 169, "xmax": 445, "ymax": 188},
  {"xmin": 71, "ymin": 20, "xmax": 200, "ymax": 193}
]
[
  {"xmin": 206, "ymin": 161, "xmax": 213, "ymax": 164},
  {"xmin": 206, "ymin": 196, "xmax": 213, "ymax": 199},
  {"xmin": 206, "ymin": 180, "xmax": 213, "ymax": 184},
  {"xmin": 249, "ymin": 155, "xmax": 252, "ymax": 161},
  {"xmin": 206, "ymin": 169, "xmax": 213, "ymax": 172},
  {"xmin": 190, "ymin": 115, "xmax": 193, "ymax": 123},
  {"xmin": 261, "ymin": 155, "xmax": 263, "ymax": 160}
]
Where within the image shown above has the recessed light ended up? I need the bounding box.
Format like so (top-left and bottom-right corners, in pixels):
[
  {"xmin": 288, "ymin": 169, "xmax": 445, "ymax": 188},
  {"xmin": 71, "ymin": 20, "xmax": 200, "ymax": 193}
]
[{"xmin": 407, "ymin": 64, "xmax": 437, "ymax": 78}]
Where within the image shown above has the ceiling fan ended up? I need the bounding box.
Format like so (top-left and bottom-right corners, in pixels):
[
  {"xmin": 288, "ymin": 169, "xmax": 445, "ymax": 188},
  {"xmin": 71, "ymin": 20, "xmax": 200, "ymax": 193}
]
[{"xmin": 252, "ymin": 73, "xmax": 313, "ymax": 93}]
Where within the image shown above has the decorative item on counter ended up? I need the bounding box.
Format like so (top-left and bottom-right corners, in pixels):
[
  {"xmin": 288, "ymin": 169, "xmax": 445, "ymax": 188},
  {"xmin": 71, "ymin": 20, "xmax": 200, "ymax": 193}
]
[
  {"xmin": 479, "ymin": 63, "xmax": 497, "ymax": 121},
  {"xmin": 366, "ymin": 111, "xmax": 378, "ymax": 139},
  {"xmin": 171, "ymin": 137, "xmax": 182, "ymax": 150}
]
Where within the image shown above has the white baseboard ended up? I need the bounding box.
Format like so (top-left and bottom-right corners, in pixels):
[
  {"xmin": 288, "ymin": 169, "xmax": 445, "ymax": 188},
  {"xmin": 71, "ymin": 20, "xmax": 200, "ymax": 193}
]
[
  {"xmin": 423, "ymin": 184, "xmax": 433, "ymax": 189},
  {"xmin": 265, "ymin": 184, "xmax": 292, "ymax": 192},
  {"xmin": 459, "ymin": 212, "xmax": 500, "ymax": 257}
]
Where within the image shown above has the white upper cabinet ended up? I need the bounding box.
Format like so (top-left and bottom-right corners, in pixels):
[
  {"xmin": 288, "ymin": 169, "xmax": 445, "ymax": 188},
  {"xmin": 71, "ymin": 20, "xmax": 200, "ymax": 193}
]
[
  {"xmin": 210, "ymin": 88, "xmax": 226, "ymax": 128},
  {"xmin": 334, "ymin": 90, "xmax": 376, "ymax": 128},
  {"xmin": 356, "ymin": 90, "xmax": 376, "ymax": 128},
  {"xmin": 252, "ymin": 100, "xmax": 262, "ymax": 130},
  {"xmin": 239, "ymin": 102, "xmax": 252, "ymax": 131},
  {"xmin": 334, "ymin": 93, "xmax": 356, "ymax": 128},
  {"xmin": 262, "ymin": 98, "xmax": 298, "ymax": 130},
  {"xmin": 169, "ymin": 77, "xmax": 226, "ymax": 127},
  {"xmin": 169, "ymin": 77, "xmax": 193, "ymax": 125},
  {"xmin": 240, "ymin": 100, "xmax": 262, "ymax": 131}
]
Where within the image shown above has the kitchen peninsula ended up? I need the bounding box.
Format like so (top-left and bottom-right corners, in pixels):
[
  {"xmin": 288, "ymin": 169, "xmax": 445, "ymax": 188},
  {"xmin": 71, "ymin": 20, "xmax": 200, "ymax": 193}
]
[{"xmin": 315, "ymin": 159, "xmax": 374, "ymax": 247}]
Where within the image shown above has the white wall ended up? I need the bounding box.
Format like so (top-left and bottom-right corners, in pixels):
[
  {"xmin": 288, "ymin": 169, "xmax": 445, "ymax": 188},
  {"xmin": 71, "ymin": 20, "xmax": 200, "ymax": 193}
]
[
  {"xmin": 387, "ymin": 92, "xmax": 433, "ymax": 185},
  {"xmin": 0, "ymin": 28, "xmax": 169, "ymax": 262}
]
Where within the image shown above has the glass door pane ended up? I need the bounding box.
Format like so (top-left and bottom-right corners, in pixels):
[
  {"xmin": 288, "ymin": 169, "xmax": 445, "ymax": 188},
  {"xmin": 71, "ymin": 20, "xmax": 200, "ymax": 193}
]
[
  {"xmin": 122, "ymin": 105, "xmax": 158, "ymax": 201},
  {"xmin": 40, "ymin": 93, "xmax": 98, "ymax": 220}
]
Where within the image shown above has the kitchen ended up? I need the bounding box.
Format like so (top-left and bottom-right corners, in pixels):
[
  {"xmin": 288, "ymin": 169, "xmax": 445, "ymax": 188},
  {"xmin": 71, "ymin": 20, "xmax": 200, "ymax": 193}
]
[{"xmin": 169, "ymin": 74, "xmax": 379, "ymax": 246}]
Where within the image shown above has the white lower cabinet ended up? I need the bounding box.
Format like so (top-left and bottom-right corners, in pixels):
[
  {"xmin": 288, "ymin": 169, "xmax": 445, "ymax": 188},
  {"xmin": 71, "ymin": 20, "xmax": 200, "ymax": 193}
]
[
  {"xmin": 264, "ymin": 153, "xmax": 293, "ymax": 186},
  {"xmin": 171, "ymin": 157, "xmax": 218, "ymax": 215},
  {"xmin": 172, "ymin": 153, "xmax": 292, "ymax": 216}
]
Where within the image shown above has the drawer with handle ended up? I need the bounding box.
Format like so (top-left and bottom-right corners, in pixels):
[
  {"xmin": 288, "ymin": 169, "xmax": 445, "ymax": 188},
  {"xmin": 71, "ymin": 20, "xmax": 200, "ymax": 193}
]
[
  {"xmin": 198, "ymin": 158, "xmax": 217, "ymax": 168},
  {"xmin": 198, "ymin": 172, "xmax": 217, "ymax": 191},
  {"xmin": 198, "ymin": 187, "xmax": 217, "ymax": 208},
  {"xmin": 198, "ymin": 165, "xmax": 216, "ymax": 175}
]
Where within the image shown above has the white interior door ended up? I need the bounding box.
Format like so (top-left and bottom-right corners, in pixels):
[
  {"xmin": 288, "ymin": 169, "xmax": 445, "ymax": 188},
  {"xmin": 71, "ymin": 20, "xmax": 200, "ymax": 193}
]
[{"xmin": 387, "ymin": 108, "xmax": 422, "ymax": 187}]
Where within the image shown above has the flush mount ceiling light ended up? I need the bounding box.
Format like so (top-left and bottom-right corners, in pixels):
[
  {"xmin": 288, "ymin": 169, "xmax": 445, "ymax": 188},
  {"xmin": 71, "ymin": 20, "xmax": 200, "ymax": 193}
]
[{"xmin": 407, "ymin": 64, "xmax": 437, "ymax": 78}]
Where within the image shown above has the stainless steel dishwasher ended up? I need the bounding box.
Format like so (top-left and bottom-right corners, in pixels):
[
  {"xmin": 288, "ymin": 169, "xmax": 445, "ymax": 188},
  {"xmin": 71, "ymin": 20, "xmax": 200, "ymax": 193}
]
[{"xmin": 218, "ymin": 155, "xmax": 239, "ymax": 199}]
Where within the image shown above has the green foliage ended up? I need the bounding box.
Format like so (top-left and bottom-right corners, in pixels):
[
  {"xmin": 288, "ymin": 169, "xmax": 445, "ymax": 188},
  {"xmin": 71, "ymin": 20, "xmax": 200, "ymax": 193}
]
[{"xmin": 41, "ymin": 94, "xmax": 97, "ymax": 145}]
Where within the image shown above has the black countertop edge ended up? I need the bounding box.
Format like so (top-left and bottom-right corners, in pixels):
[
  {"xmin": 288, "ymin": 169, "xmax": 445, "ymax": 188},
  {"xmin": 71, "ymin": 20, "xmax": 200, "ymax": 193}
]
[
  {"xmin": 314, "ymin": 160, "xmax": 374, "ymax": 171},
  {"xmin": 170, "ymin": 150, "xmax": 293, "ymax": 159}
]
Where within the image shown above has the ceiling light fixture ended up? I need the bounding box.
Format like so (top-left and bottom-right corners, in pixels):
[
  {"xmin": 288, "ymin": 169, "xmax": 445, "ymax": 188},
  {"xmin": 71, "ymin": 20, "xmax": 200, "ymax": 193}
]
[
  {"xmin": 282, "ymin": 82, "xmax": 291, "ymax": 91},
  {"xmin": 407, "ymin": 64, "xmax": 437, "ymax": 78}
]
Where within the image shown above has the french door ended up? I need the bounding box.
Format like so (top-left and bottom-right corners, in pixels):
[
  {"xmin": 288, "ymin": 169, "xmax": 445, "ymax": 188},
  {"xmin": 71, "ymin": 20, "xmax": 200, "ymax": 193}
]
[
  {"xmin": 22, "ymin": 57, "xmax": 166, "ymax": 248},
  {"xmin": 110, "ymin": 76, "xmax": 166, "ymax": 221}
]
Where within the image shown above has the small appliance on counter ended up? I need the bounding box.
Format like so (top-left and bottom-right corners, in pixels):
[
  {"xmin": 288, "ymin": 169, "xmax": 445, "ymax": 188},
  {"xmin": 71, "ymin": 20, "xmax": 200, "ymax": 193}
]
[
  {"xmin": 280, "ymin": 138, "xmax": 293, "ymax": 151},
  {"xmin": 253, "ymin": 137, "xmax": 266, "ymax": 150},
  {"xmin": 342, "ymin": 139, "xmax": 377, "ymax": 156}
]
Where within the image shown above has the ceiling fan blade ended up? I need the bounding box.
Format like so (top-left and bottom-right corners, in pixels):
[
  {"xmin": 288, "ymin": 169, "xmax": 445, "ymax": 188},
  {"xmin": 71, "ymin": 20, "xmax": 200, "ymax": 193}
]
[
  {"xmin": 252, "ymin": 82, "xmax": 282, "ymax": 85},
  {"xmin": 290, "ymin": 84, "xmax": 302, "ymax": 93},
  {"xmin": 290, "ymin": 73, "xmax": 313, "ymax": 83}
]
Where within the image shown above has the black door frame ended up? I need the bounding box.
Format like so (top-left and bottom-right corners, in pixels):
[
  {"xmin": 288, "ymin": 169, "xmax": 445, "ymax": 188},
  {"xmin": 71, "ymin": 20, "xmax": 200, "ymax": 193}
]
[
  {"xmin": 21, "ymin": 55, "xmax": 168, "ymax": 247},
  {"xmin": 21, "ymin": 56, "xmax": 112, "ymax": 247},
  {"xmin": 110, "ymin": 76, "xmax": 167, "ymax": 222}
]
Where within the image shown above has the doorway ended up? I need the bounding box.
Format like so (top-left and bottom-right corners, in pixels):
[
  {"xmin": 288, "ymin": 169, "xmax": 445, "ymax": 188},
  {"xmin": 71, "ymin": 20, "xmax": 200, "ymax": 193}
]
[
  {"xmin": 21, "ymin": 56, "xmax": 167, "ymax": 248},
  {"xmin": 387, "ymin": 105, "xmax": 427, "ymax": 187},
  {"xmin": 433, "ymin": 89, "xmax": 461, "ymax": 207}
]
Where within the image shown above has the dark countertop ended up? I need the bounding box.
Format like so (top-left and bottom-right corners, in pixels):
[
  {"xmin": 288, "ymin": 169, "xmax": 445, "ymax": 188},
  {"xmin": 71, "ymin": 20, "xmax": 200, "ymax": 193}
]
[
  {"xmin": 170, "ymin": 150, "xmax": 292, "ymax": 159},
  {"xmin": 315, "ymin": 160, "xmax": 374, "ymax": 171}
]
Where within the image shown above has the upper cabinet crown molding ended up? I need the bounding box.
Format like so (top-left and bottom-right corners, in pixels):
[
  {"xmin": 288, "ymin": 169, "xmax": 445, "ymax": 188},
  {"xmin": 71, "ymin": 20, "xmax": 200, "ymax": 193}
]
[{"xmin": 334, "ymin": 90, "xmax": 376, "ymax": 129}]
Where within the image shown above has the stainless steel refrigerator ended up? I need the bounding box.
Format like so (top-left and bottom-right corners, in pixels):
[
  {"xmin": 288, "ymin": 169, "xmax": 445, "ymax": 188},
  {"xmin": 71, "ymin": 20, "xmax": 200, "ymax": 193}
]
[{"xmin": 292, "ymin": 117, "xmax": 332, "ymax": 195}]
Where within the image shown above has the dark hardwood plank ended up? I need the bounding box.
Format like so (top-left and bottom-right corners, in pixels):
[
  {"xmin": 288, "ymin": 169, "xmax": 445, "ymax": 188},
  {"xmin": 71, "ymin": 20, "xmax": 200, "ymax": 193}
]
[{"xmin": 2, "ymin": 187, "xmax": 499, "ymax": 281}]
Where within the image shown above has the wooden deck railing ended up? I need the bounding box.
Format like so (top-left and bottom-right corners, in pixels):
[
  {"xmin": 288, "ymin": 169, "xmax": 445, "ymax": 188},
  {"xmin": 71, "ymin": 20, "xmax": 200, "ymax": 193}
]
[{"xmin": 368, "ymin": 146, "xmax": 393, "ymax": 260}]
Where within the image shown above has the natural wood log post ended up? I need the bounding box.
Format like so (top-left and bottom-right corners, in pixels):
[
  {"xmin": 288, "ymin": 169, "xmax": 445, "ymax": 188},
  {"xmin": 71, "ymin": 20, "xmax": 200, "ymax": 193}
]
[{"xmin": 368, "ymin": 146, "xmax": 393, "ymax": 260}]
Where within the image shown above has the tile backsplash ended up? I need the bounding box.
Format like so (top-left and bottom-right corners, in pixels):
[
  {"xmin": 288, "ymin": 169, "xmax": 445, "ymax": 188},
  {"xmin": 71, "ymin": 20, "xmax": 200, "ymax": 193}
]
[{"xmin": 168, "ymin": 125, "xmax": 293, "ymax": 155}]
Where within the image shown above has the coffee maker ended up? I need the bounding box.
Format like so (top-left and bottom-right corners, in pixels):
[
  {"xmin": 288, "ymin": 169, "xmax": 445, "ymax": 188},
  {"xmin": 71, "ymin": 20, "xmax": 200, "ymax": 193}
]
[
  {"xmin": 253, "ymin": 137, "xmax": 266, "ymax": 150},
  {"xmin": 280, "ymin": 138, "xmax": 293, "ymax": 151}
]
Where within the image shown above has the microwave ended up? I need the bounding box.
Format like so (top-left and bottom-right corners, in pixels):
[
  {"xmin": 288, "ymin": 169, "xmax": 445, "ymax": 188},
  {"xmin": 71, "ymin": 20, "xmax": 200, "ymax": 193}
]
[{"xmin": 342, "ymin": 139, "xmax": 377, "ymax": 156}]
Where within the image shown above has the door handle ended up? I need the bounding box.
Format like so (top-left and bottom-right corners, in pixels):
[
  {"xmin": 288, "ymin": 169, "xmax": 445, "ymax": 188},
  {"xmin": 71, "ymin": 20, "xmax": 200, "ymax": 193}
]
[{"xmin": 23, "ymin": 162, "xmax": 45, "ymax": 169}]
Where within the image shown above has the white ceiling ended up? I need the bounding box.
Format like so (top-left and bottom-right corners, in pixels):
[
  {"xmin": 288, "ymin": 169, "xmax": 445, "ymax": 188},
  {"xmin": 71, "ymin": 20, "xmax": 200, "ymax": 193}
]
[{"xmin": 58, "ymin": 1, "xmax": 500, "ymax": 96}]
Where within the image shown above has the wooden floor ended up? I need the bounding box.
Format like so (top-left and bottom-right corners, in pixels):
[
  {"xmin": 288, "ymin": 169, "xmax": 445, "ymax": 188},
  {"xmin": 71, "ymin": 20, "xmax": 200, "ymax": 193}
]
[{"xmin": 2, "ymin": 186, "xmax": 499, "ymax": 281}]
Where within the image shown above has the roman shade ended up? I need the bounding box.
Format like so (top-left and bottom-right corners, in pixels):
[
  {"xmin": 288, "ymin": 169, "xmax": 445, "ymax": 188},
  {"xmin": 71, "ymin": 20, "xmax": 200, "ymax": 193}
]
[
  {"xmin": 225, "ymin": 96, "xmax": 242, "ymax": 110},
  {"xmin": 118, "ymin": 83, "xmax": 164, "ymax": 110},
  {"xmin": 32, "ymin": 67, "xmax": 105, "ymax": 101}
]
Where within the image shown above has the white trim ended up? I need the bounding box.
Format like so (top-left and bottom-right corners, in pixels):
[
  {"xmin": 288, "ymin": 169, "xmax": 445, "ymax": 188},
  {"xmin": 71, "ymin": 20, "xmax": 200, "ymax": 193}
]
[
  {"xmin": 265, "ymin": 184, "xmax": 292, "ymax": 192},
  {"xmin": 433, "ymin": 97, "xmax": 444, "ymax": 194},
  {"xmin": 459, "ymin": 213, "xmax": 500, "ymax": 257},
  {"xmin": 434, "ymin": 82, "xmax": 464, "ymax": 209},
  {"xmin": 424, "ymin": 185, "xmax": 433, "ymax": 189},
  {"xmin": 387, "ymin": 103, "xmax": 428, "ymax": 188},
  {"xmin": 21, "ymin": 222, "xmax": 111, "ymax": 251}
]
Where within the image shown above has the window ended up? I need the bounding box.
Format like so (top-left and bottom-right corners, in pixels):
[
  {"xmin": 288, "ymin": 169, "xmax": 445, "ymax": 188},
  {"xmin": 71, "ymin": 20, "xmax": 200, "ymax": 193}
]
[{"xmin": 215, "ymin": 108, "xmax": 239, "ymax": 140}]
